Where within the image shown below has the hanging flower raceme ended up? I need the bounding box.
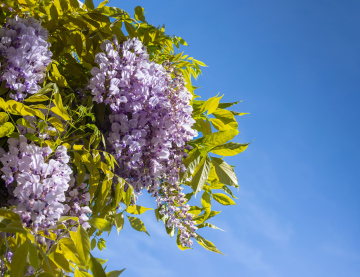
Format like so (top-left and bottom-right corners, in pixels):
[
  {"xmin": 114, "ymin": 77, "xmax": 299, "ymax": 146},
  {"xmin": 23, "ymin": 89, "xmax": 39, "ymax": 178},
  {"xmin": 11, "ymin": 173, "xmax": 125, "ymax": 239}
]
[
  {"xmin": 63, "ymin": 175, "xmax": 92, "ymax": 230},
  {"xmin": 89, "ymin": 37, "xmax": 171, "ymax": 192},
  {"xmin": 89, "ymin": 37, "xmax": 198, "ymax": 247},
  {"xmin": 0, "ymin": 136, "xmax": 72, "ymax": 233},
  {"xmin": 0, "ymin": 15, "xmax": 52, "ymax": 101}
]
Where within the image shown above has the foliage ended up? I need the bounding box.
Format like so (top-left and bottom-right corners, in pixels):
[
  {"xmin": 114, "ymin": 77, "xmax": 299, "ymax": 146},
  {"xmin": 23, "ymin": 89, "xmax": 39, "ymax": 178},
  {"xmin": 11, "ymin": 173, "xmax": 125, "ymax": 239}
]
[{"xmin": 0, "ymin": 0, "xmax": 249, "ymax": 276}]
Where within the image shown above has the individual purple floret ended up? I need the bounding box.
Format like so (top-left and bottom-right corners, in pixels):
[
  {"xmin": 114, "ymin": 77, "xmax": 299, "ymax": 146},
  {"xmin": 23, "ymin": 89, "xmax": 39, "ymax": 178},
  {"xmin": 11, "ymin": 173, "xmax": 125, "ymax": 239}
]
[
  {"xmin": 0, "ymin": 15, "xmax": 52, "ymax": 101},
  {"xmin": 89, "ymin": 37, "xmax": 198, "ymax": 247}
]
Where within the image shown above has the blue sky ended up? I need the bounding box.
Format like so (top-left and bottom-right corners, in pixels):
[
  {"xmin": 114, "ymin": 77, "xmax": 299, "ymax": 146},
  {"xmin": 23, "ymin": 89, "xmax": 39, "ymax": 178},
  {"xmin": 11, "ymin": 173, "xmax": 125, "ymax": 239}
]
[{"xmin": 93, "ymin": 1, "xmax": 360, "ymax": 276}]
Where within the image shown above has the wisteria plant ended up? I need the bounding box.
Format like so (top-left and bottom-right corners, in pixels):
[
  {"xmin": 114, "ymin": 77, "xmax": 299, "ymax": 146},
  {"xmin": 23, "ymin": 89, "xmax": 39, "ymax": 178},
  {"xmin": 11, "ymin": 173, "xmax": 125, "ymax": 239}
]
[{"xmin": 0, "ymin": 0, "xmax": 249, "ymax": 276}]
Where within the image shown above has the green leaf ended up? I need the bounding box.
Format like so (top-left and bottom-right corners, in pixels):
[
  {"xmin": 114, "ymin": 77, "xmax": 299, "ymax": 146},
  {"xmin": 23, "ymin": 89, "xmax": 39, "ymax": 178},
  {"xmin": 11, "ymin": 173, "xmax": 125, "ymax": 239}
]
[
  {"xmin": 68, "ymin": 0, "xmax": 80, "ymax": 9},
  {"xmin": 51, "ymin": 106, "xmax": 69, "ymax": 121},
  {"xmin": 24, "ymin": 94, "xmax": 50, "ymax": 102},
  {"xmin": 71, "ymin": 225, "xmax": 90, "ymax": 265},
  {"xmin": 196, "ymin": 119, "xmax": 212, "ymax": 136},
  {"xmin": 190, "ymin": 156, "xmax": 211, "ymax": 195},
  {"xmin": 0, "ymin": 112, "xmax": 8, "ymax": 124},
  {"xmin": 10, "ymin": 242, "xmax": 29, "ymax": 277},
  {"xmin": 211, "ymin": 157, "xmax": 238, "ymax": 188},
  {"xmin": 106, "ymin": 269, "xmax": 126, "ymax": 277},
  {"xmin": 114, "ymin": 212, "xmax": 124, "ymax": 234},
  {"xmin": 212, "ymin": 193, "xmax": 236, "ymax": 205},
  {"xmin": 114, "ymin": 178, "xmax": 124, "ymax": 208},
  {"xmin": 50, "ymin": 64, "xmax": 69, "ymax": 87},
  {"xmin": 201, "ymin": 191, "xmax": 211, "ymax": 220},
  {"xmin": 0, "ymin": 97, "xmax": 6, "ymax": 110},
  {"xmin": 192, "ymin": 129, "xmax": 238, "ymax": 147},
  {"xmin": 197, "ymin": 222, "xmax": 224, "ymax": 231},
  {"xmin": 188, "ymin": 206, "xmax": 203, "ymax": 217},
  {"xmin": 217, "ymin": 101, "xmax": 240, "ymax": 109},
  {"xmin": 91, "ymin": 238, "xmax": 96, "ymax": 250},
  {"xmin": 124, "ymin": 22, "xmax": 138, "ymax": 38},
  {"xmin": 196, "ymin": 235, "xmax": 224, "ymax": 255},
  {"xmin": 89, "ymin": 254, "xmax": 106, "ymax": 277},
  {"xmin": 210, "ymin": 118, "xmax": 232, "ymax": 131},
  {"xmin": 85, "ymin": 0, "xmax": 95, "ymax": 10},
  {"xmin": 210, "ymin": 142, "xmax": 248, "ymax": 156},
  {"xmin": 202, "ymin": 94, "xmax": 223, "ymax": 115},
  {"xmin": 0, "ymin": 209, "xmax": 21, "ymax": 221},
  {"xmin": 73, "ymin": 33, "xmax": 83, "ymax": 56},
  {"xmin": 75, "ymin": 269, "xmax": 92, "ymax": 277},
  {"xmin": 230, "ymin": 111, "xmax": 250, "ymax": 116},
  {"xmin": 123, "ymin": 185, "xmax": 134, "ymax": 207},
  {"xmin": 134, "ymin": 6, "xmax": 146, "ymax": 22},
  {"xmin": 52, "ymin": 89, "xmax": 70, "ymax": 120},
  {"xmin": 127, "ymin": 216, "xmax": 149, "ymax": 236},
  {"xmin": 59, "ymin": 237, "xmax": 81, "ymax": 265},
  {"xmin": 58, "ymin": 216, "xmax": 79, "ymax": 223},
  {"xmin": 179, "ymin": 148, "xmax": 202, "ymax": 182},
  {"xmin": 27, "ymin": 241, "xmax": 40, "ymax": 270},
  {"xmin": 0, "ymin": 121, "xmax": 15, "ymax": 137},
  {"xmin": 193, "ymin": 210, "xmax": 221, "ymax": 224},
  {"xmin": 126, "ymin": 205, "xmax": 153, "ymax": 215},
  {"xmin": 221, "ymin": 185, "xmax": 238, "ymax": 199},
  {"xmin": 97, "ymin": 0, "xmax": 109, "ymax": 9},
  {"xmin": 47, "ymin": 117, "xmax": 64, "ymax": 132},
  {"xmin": 212, "ymin": 109, "xmax": 238, "ymax": 129},
  {"xmin": 49, "ymin": 250, "xmax": 73, "ymax": 272},
  {"xmin": 88, "ymin": 218, "xmax": 112, "ymax": 232},
  {"xmin": 38, "ymin": 273, "xmax": 55, "ymax": 277},
  {"xmin": 97, "ymin": 238, "xmax": 106, "ymax": 251}
]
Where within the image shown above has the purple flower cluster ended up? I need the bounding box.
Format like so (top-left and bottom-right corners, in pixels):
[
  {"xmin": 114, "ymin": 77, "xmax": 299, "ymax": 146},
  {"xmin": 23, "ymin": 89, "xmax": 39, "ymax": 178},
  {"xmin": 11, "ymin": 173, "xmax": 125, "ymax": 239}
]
[
  {"xmin": 0, "ymin": 16, "xmax": 52, "ymax": 101},
  {"xmin": 0, "ymin": 136, "xmax": 72, "ymax": 233},
  {"xmin": 89, "ymin": 37, "xmax": 198, "ymax": 246},
  {"xmin": 63, "ymin": 175, "xmax": 92, "ymax": 229},
  {"xmin": 89, "ymin": 37, "xmax": 170, "ymax": 192}
]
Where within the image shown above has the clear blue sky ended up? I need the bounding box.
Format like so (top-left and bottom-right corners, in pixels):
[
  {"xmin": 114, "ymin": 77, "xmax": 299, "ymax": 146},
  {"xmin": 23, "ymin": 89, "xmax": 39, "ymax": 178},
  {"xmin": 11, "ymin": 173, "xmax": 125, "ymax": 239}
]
[{"xmin": 93, "ymin": 1, "xmax": 360, "ymax": 276}]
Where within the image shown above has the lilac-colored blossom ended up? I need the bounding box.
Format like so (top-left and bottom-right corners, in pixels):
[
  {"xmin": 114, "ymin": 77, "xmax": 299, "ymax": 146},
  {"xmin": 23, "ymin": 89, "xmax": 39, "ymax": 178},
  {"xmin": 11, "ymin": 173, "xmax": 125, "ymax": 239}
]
[
  {"xmin": 0, "ymin": 136, "xmax": 72, "ymax": 233},
  {"xmin": 0, "ymin": 16, "xmax": 52, "ymax": 100},
  {"xmin": 89, "ymin": 37, "xmax": 198, "ymax": 246}
]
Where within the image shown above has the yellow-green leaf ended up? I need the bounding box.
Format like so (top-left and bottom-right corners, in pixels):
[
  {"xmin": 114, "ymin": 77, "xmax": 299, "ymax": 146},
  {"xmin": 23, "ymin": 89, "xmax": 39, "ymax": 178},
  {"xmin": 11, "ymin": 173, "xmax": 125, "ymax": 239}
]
[
  {"xmin": 0, "ymin": 209, "xmax": 21, "ymax": 221},
  {"xmin": 0, "ymin": 97, "xmax": 6, "ymax": 110},
  {"xmin": 192, "ymin": 129, "xmax": 238, "ymax": 147},
  {"xmin": 0, "ymin": 112, "xmax": 8, "ymax": 124},
  {"xmin": 75, "ymin": 269, "xmax": 93, "ymax": 277},
  {"xmin": 197, "ymin": 222, "xmax": 224, "ymax": 231},
  {"xmin": 87, "ymin": 218, "xmax": 112, "ymax": 232},
  {"xmin": 49, "ymin": 250, "xmax": 73, "ymax": 273},
  {"xmin": 134, "ymin": 6, "xmax": 146, "ymax": 22},
  {"xmin": 24, "ymin": 94, "xmax": 50, "ymax": 102},
  {"xmin": 191, "ymin": 156, "xmax": 211, "ymax": 195},
  {"xmin": 114, "ymin": 212, "xmax": 124, "ymax": 234},
  {"xmin": 201, "ymin": 191, "xmax": 211, "ymax": 220},
  {"xmin": 10, "ymin": 241, "xmax": 29, "ymax": 277},
  {"xmin": 212, "ymin": 193, "xmax": 236, "ymax": 205},
  {"xmin": 127, "ymin": 216, "xmax": 149, "ymax": 236},
  {"xmin": 106, "ymin": 269, "xmax": 126, "ymax": 277},
  {"xmin": 179, "ymin": 148, "xmax": 202, "ymax": 182},
  {"xmin": 0, "ymin": 122, "xmax": 15, "ymax": 137},
  {"xmin": 48, "ymin": 117, "xmax": 64, "ymax": 132},
  {"xmin": 126, "ymin": 205, "xmax": 153, "ymax": 215},
  {"xmin": 202, "ymin": 94, "xmax": 223, "ymax": 115},
  {"xmin": 71, "ymin": 225, "xmax": 90, "ymax": 265},
  {"xmin": 210, "ymin": 142, "xmax": 249, "ymax": 156},
  {"xmin": 212, "ymin": 109, "xmax": 238, "ymax": 129},
  {"xmin": 196, "ymin": 235, "xmax": 224, "ymax": 255},
  {"xmin": 211, "ymin": 157, "xmax": 238, "ymax": 188},
  {"xmin": 89, "ymin": 254, "xmax": 106, "ymax": 277}
]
